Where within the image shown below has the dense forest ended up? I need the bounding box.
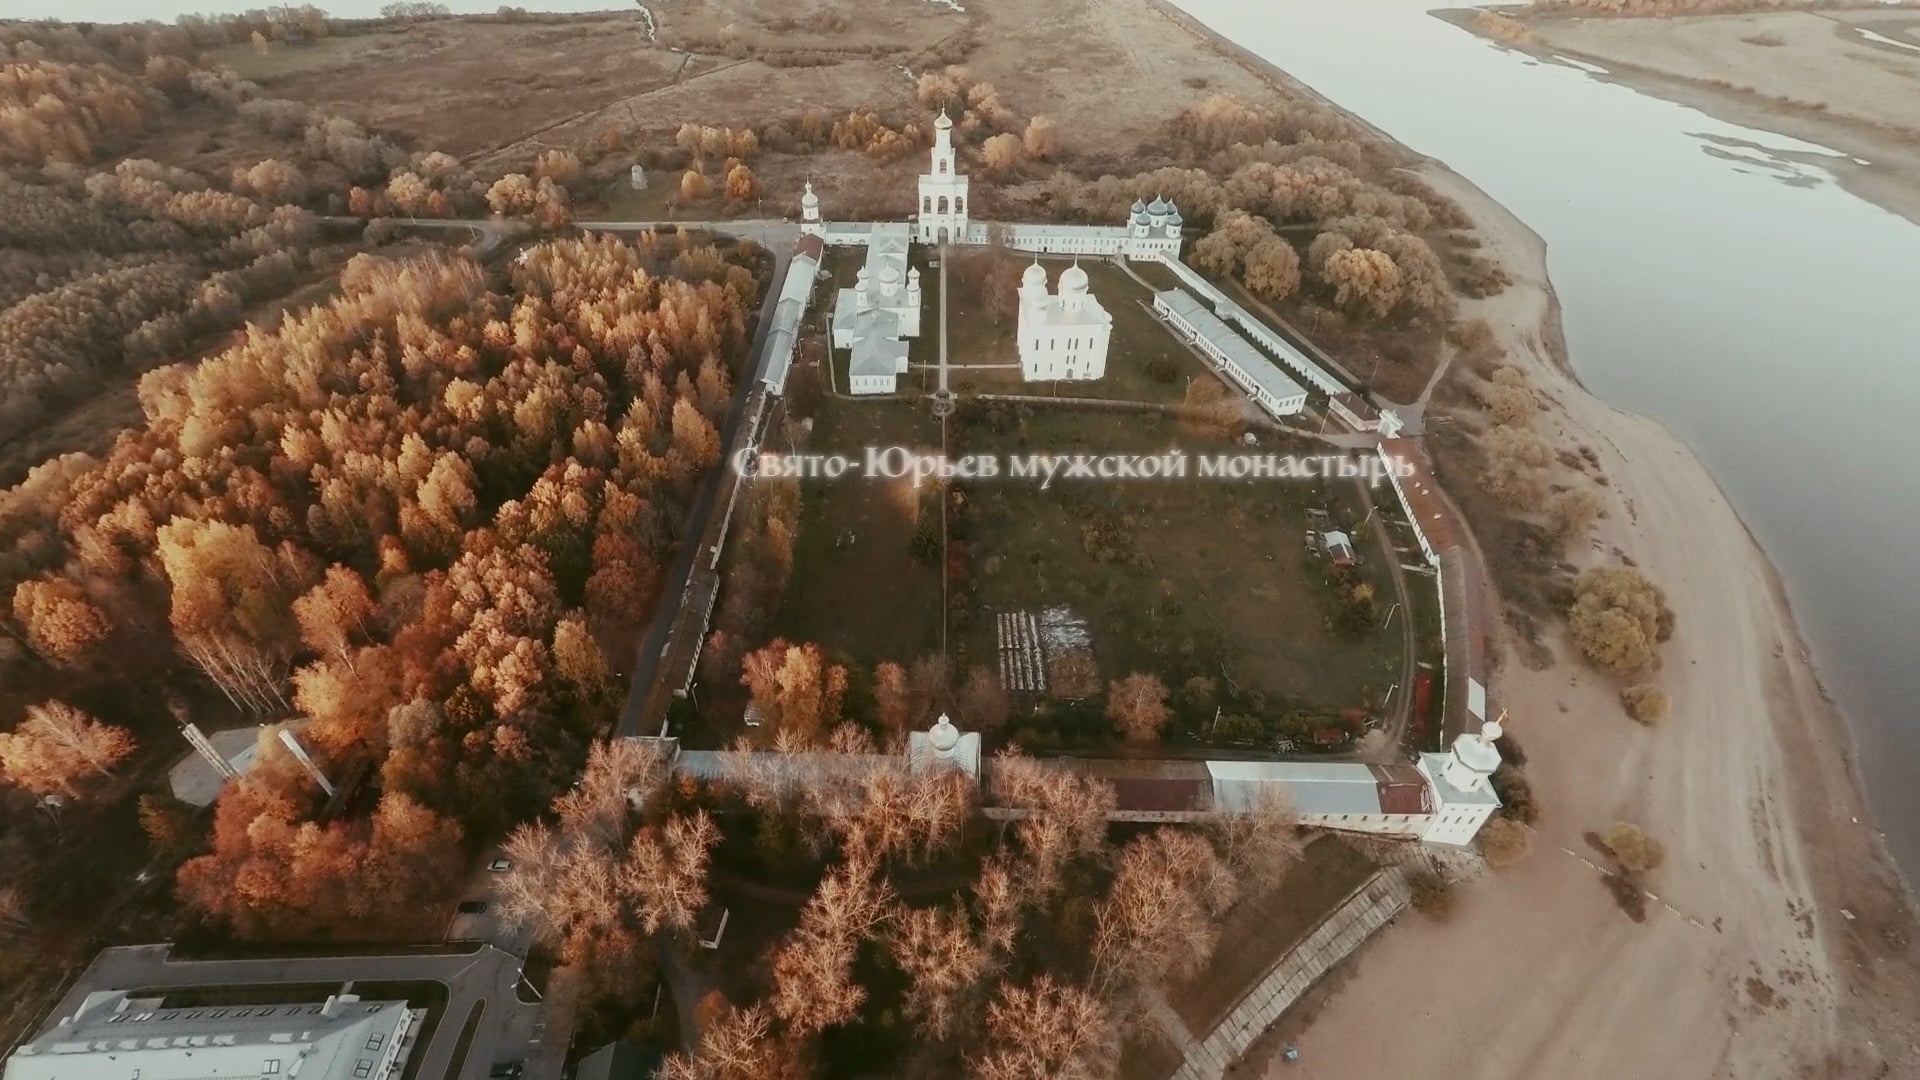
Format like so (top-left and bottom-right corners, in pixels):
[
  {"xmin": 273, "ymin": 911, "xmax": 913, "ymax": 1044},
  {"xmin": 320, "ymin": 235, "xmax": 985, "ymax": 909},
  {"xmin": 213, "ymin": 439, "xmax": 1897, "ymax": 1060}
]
[{"xmin": 2, "ymin": 228, "xmax": 753, "ymax": 936}]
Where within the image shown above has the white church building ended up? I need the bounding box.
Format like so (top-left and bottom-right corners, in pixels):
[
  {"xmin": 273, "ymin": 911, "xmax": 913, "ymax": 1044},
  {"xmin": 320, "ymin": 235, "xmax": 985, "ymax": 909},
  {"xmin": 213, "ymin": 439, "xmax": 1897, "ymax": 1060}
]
[
  {"xmin": 830, "ymin": 220, "xmax": 922, "ymax": 395},
  {"xmin": 1017, "ymin": 262, "xmax": 1113, "ymax": 381},
  {"xmin": 814, "ymin": 107, "xmax": 1206, "ymax": 395}
]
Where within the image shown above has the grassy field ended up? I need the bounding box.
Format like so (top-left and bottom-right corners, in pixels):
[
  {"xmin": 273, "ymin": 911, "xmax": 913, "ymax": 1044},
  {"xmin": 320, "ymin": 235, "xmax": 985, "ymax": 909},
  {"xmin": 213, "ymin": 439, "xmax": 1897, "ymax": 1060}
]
[
  {"xmin": 768, "ymin": 383, "xmax": 1404, "ymax": 737},
  {"xmin": 769, "ymin": 399, "xmax": 948, "ymax": 667},
  {"xmin": 953, "ymin": 408, "xmax": 1403, "ymax": 718}
]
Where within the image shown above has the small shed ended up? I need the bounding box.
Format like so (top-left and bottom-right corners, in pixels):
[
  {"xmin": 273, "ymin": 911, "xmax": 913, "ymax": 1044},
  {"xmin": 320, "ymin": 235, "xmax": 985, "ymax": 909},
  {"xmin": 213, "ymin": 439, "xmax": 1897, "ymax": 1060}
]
[{"xmin": 1321, "ymin": 530, "xmax": 1357, "ymax": 567}]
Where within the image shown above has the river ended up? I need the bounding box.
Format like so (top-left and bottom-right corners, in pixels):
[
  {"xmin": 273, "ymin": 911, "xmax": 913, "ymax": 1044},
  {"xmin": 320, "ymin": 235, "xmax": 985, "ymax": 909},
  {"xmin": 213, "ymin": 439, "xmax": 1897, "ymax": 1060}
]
[{"xmin": 1165, "ymin": 0, "xmax": 1920, "ymax": 882}]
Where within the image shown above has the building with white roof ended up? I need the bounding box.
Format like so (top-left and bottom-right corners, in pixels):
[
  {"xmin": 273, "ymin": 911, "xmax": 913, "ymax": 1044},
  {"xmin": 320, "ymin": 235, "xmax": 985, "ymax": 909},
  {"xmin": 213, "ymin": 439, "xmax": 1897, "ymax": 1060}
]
[
  {"xmin": 951, "ymin": 196, "xmax": 1185, "ymax": 260},
  {"xmin": 4, "ymin": 990, "xmax": 417, "ymax": 1080},
  {"xmin": 830, "ymin": 222, "xmax": 920, "ymax": 395},
  {"xmin": 1017, "ymin": 262, "xmax": 1112, "ymax": 381},
  {"xmin": 761, "ymin": 234, "xmax": 823, "ymax": 395},
  {"xmin": 1153, "ymin": 288, "xmax": 1308, "ymax": 417}
]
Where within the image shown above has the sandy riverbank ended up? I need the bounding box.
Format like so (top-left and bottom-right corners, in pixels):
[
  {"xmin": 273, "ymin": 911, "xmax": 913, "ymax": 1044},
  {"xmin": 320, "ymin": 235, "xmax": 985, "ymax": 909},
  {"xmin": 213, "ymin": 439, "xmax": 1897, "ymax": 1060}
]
[
  {"xmin": 1247, "ymin": 165, "xmax": 1920, "ymax": 1079},
  {"xmin": 1459, "ymin": 7, "xmax": 1920, "ymax": 227}
]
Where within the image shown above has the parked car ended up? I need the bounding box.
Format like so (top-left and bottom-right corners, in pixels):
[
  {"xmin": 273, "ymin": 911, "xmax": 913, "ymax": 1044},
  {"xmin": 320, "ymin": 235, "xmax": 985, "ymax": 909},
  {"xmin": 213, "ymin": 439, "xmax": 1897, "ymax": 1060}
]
[{"xmin": 488, "ymin": 1062, "xmax": 524, "ymax": 1079}]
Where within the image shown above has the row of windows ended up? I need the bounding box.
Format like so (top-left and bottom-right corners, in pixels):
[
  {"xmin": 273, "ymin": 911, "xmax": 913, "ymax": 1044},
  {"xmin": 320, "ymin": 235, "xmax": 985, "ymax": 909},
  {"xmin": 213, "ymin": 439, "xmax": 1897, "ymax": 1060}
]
[
  {"xmin": 920, "ymin": 194, "xmax": 967, "ymax": 215},
  {"xmin": 107, "ymin": 1004, "xmax": 321, "ymax": 1024}
]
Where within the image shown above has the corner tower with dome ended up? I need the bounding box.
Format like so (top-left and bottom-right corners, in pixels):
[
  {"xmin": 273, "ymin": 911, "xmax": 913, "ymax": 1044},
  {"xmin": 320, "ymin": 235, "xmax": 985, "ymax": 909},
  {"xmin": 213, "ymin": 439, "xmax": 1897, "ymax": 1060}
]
[
  {"xmin": 1016, "ymin": 261, "xmax": 1113, "ymax": 381},
  {"xmin": 1415, "ymin": 717, "xmax": 1506, "ymax": 844}
]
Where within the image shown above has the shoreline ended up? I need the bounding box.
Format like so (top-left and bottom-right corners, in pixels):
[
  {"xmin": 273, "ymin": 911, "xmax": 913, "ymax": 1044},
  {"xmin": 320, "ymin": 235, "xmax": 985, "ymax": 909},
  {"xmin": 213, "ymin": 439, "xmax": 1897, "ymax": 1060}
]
[
  {"xmin": 1436, "ymin": 7, "xmax": 1920, "ymax": 230},
  {"xmin": 1436, "ymin": 0, "xmax": 1920, "ymax": 916},
  {"xmin": 1147, "ymin": 3, "xmax": 1920, "ymax": 1075}
]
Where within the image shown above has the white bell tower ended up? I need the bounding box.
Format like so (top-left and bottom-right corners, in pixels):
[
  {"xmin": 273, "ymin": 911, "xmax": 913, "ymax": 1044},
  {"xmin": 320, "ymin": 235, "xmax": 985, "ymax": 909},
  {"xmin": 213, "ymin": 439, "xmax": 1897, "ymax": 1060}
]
[
  {"xmin": 916, "ymin": 110, "xmax": 970, "ymax": 244},
  {"xmin": 800, "ymin": 180, "xmax": 822, "ymax": 238}
]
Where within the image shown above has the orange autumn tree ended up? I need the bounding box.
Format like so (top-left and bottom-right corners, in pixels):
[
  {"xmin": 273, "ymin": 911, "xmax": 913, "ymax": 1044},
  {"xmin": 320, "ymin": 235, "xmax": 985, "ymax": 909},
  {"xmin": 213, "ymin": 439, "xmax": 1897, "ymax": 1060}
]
[
  {"xmin": 740, "ymin": 640, "xmax": 848, "ymax": 744},
  {"xmin": 0, "ymin": 701, "xmax": 136, "ymax": 798},
  {"xmin": 0, "ymin": 236, "xmax": 756, "ymax": 938}
]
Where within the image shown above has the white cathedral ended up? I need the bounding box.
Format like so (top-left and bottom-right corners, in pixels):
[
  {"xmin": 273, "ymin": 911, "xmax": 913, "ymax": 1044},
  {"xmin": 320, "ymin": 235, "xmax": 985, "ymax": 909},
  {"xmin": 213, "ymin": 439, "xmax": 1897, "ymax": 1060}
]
[
  {"xmin": 814, "ymin": 108, "xmax": 1187, "ymax": 394},
  {"xmin": 1017, "ymin": 261, "xmax": 1112, "ymax": 381}
]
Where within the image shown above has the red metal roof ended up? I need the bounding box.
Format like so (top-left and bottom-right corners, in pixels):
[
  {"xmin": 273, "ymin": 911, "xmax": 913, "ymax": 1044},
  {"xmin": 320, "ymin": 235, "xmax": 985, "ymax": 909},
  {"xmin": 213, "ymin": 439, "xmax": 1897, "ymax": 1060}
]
[
  {"xmin": 794, "ymin": 234, "xmax": 824, "ymax": 260},
  {"xmin": 1369, "ymin": 764, "xmax": 1432, "ymax": 815}
]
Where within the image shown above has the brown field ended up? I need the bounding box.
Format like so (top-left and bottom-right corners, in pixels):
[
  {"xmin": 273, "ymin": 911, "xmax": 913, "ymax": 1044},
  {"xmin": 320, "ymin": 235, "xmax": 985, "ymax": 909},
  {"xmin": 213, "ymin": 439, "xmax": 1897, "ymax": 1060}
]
[
  {"xmin": 192, "ymin": 0, "xmax": 1397, "ymax": 198},
  {"xmin": 1503, "ymin": 7, "xmax": 1920, "ymax": 224},
  {"xmin": 213, "ymin": 16, "xmax": 689, "ymax": 159}
]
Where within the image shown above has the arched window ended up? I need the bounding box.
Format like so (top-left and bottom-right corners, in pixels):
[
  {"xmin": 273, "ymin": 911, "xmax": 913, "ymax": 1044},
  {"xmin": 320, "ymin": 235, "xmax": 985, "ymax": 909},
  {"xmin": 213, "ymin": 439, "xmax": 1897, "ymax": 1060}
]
[
  {"xmin": 955, "ymin": 195, "xmax": 965, "ymax": 215},
  {"xmin": 938, "ymin": 196, "xmax": 949, "ymax": 214},
  {"xmin": 922, "ymin": 195, "xmax": 931, "ymax": 213},
  {"xmin": 939, "ymin": 159, "xmax": 948, "ymax": 175}
]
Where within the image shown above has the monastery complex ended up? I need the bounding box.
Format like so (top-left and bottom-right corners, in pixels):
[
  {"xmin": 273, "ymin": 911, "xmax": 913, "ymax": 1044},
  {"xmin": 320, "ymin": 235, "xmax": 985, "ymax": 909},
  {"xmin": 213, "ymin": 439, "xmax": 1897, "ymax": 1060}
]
[{"xmin": 719, "ymin": 110, "xmax": 1506, "ymax": 851}]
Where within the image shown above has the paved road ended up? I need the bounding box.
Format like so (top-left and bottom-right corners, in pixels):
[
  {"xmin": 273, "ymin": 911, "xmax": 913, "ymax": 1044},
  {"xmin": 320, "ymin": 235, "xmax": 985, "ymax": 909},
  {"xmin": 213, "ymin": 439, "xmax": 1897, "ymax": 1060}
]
[
  {"xmin": 44, "ymin": 944, "xmax": 538, "ymax": 1080},
  {"xmin": 616, "ymin": 223, "xmax": 801, "ymax": 737}
]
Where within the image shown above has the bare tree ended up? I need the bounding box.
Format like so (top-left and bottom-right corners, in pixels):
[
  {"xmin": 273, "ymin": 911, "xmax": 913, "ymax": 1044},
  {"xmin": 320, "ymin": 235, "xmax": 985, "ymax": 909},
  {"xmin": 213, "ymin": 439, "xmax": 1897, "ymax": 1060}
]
[
  {"xmin": 770, "ymin": 849, "xmax": 896, "ymax": 1036},
  {"xmin": 1106, "ymin": 673, "xmax": 1170, "ymax": 743},
  {"xmin": 888, "ymin": 901, "xmax": 992, "ymax": 1039},
  {"xmin": 991, "ymin": 752, "xmax": 1115, "ymax": 900},
  {"xmin": 620, "ymin": 810, "xmax": 722, "ymax": 934},
  {"xmin": 1207, "ymin": 786, "xmax": 1303, "ymax": 892},
  {"xmin": 1090, "ymin": 829, "xmax": 1235, "ymax": 996},
  {"xmin": 554, "ymin": 738, "xmax": 668, "ymax": 852},
  {"xmin": 968, "ymin": 975, "xmax": 1117, "ymax": 1080}
]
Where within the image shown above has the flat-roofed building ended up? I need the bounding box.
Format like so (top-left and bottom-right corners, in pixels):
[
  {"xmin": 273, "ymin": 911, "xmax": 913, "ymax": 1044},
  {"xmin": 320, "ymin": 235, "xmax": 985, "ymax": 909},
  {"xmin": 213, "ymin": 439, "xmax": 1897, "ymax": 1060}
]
[
  {"xmin": 1153, "ymin": 289, "xmax": 1308, "ymax": 417},
  {"xmin": 4, "ymin": 991, "xmax": 418, "ymax": 1080}
]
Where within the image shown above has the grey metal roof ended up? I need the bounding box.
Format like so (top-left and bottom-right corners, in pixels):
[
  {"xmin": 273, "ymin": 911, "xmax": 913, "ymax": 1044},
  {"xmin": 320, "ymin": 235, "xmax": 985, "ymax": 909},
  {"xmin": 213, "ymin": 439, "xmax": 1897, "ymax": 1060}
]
[
  {"xmin": 7, "ymin": 991, "xmax": 413, "ymax": 1080},
  {"xmin": 849, "ymin": 330, "xmax": 909, "ymax": 377},
  {"xmin": 1206, "ymin": 760, "xmax": 1388, "ymax": 816},
  {"xmin": 1212, "ymin": 296, "xmax": 1345, "ymax": 396},
  {"xmin": 1154, "ymin": 289, "xmax": 1308, "ymax": 406}
]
